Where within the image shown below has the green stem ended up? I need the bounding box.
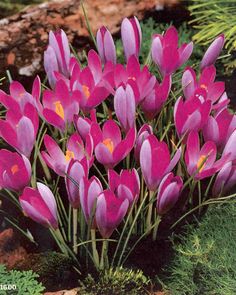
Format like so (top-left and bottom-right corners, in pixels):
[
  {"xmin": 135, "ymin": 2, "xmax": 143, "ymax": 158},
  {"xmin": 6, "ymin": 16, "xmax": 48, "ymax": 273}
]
[
  {"xmin": 73, "ymin": 208, "xmax": 78, "ymax": 254},
  {"xmin": 91, "ymin": 229, "xmax": 100, "ymax": 270},
  {"xmin": 152, "ymin": 216, "xmax": 161, "ymax": 241},
  {"xmin": 100, "ymin": 240, "xmax": 109, "ymax": 270},
  {"xmin": 146, "ymin": 190, "xmax": 155, "ymax": 233}
]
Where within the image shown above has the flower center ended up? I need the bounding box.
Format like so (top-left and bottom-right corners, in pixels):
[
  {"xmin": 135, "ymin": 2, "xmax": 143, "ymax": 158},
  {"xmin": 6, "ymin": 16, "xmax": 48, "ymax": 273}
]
[
  {"xmin": 82, "ymin": 85, "xmax": 90, "ymax": 99},
  {"xmin": 54, "ymin": 101, "xmax": 65, "ymax": 119},
  {"xmin": 103, "ymin": 138, "xmax": 114, "ymax": 154},
  {"xmin": 200, "ymin": 84, "xmax": 208, "ymax": 91},
  {"xmin": 197, "ymin": 155, "xmax": 207, "ymax": 173},
  {"xmin": 65, "ymin": 150, "xmax": 75, "ymax": 162},
  {"xmin": 11, "ymin": 164, "xmax": 19, "ymax": 175},
  {"xmin": 128, "ymin": 76, "xmax": 136, "ymax": 81}
]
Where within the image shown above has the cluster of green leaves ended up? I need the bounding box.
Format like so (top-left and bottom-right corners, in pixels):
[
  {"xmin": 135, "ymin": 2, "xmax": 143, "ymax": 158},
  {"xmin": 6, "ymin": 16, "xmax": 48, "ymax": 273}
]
[
  {"xmin": 188, "ymin": 0, "xmax": 236, "ymax": 71},
  {"xmin": 0, "ymin": 0, "xmax": 43, "ymax": 18},
  {"xmin": 0, "ymin": 264, "xmax": 45, "ymax": 295},
  {"xmin": 162, "ymin": 201, "xmax": 236, "ymax": 295},
  {"xmin": 80, "ymin": 267, "xmax": 150, "ymax": 295}
]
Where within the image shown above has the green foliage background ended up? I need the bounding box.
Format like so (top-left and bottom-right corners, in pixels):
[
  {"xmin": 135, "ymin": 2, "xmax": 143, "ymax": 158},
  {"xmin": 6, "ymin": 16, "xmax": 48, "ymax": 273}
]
[{"xmin": 0, "ymin": 0, "xmax": 43, "ymax": 18}]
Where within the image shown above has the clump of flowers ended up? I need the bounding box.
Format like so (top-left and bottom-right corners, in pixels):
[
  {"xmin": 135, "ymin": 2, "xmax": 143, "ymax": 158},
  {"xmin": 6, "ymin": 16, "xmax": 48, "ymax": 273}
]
[{"xmin": 0, "ymin": 16, "xmax": 235, "ymax": 271}]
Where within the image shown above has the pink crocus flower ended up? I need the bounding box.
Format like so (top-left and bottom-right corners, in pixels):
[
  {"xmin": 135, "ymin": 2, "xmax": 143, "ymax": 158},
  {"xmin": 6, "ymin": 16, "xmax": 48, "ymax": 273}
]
[
  {"xmin": 71, "ymin": 50, "xmax": 110, "ymax": 112},
  {"xmin": 0, "ymin": 76, "xmax": 41, "ymax": 114},
  {"xmin": 79, "ymin": 176, "xmax": 103, "ymax": 225},
  {"xmin": 140, "ymin": 135, "xmax": 181, "ymax": 191},
  {"xmin": 44, "ymin": 29, "xmax": 71, "ymax": 88},
  {"xmin": 113, "ymin": 56, "xmax": 156, "ymax": 104},
  {"xmin": 0, "ymin": 103, "xmax": 38, "ymax": 158},
  {"xmin": 96, "ymin": 189, "xmax": 129, "ymax": 238},
  {"xmin": 19, "ymin": 182, "xmax": 58, "ymax": 229},
  {"xmin": 200, "ymin": 34, "xmax": 225, "ymax": 70},
  {"xmin": 42, "ymin": 79, "xmax": 79, "ymax": 131},
  {"xmin": 156, "ymin": 173, "xmax": 183, "ymax": 215},
  {"xmin": 65, "ymin": 158, "xmax": 88, "ymax": 209},
  {"xmin": 108, "ymin": 168, "xmax": 140, "ymax": 205},
  {"xmin": 222, "ymin": 129, "xmax": 236, "ymax": 162},
  {"xmin": 0, "ymin": 149, "xmax": 31, "ymax": 191},
  {"xmin": 73, "ymin": 109, "xmax": 97, "ymax": 141},
  {"xmin": 185, "ymin": 131, "xmax": 229, "ymax": 180},
  {"xmin": 41, "ymin": 133, "xmax": 93, "ymax": 176},
  {"xmin": 121, "ymin": 16, "xmax": 142, "ymax": 61},
  {"xmin": 212, "ymin": 161, "xmax": 236, "ymax": 196},
  {"xmin": 151, "ymin": 26, "xmax": 193, "ymax": 76},
  {"xmin": 203, "ymin": 109, "xmax": 236, "ymax": 151},
  {"xmin": 182, "ymin": 66, "xmax": 225, "ymax": 107},
  {"xmin": 134, "ymin": 124, "xmax": 153, "ymax": 163},
  {"xmin": 174, "ymin": 95, "xmax": 211, "ymax": 138},
  {"xmin": 141, "ymin": 75, "xmax": 171, "ymax": 120},
  {"xmin": 96, "ymin": 26, "xmax": 116, "ymax": 64},
  {"xmin": 114, "ymin": 84, "xmax": 136, "ymax": 132},
  {"xmin": 91, "ymin": 120, "xmax": 136, "ymax": 168}
]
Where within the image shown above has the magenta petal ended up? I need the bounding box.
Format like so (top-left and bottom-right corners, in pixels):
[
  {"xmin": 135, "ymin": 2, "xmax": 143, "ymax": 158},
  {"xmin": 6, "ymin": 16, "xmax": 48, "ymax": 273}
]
[
  {"xmin": 182, "ymin": 67, "xmax": 196, "ymax": 100},
  {"xmin": 212, "ymin": 161, "xmax": 232, "ymax": 196},
  {"xmin": 43, "ymin": 108, "xmax": 65, "ymax": 130}
]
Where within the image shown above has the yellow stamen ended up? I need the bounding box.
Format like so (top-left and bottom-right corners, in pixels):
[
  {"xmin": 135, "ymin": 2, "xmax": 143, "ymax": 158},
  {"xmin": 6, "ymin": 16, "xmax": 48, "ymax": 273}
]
[
  {"xmin": 65, "ymin": 150, "xmax": 75, "ymax": 162},
  {"xmin": 82, "ymin": 85, "xmax": 90, "ymax": 99},
  {"xmin": 128, "ymin": 76, "xmax": 136, "ymax": 81},
  {"xmin": 103, "ymin": 138, "xmax": 114, "ymax": 154},
  {"xmin": 11, "ymin": 164, "xmax": 19, "ymax": 175},
  {"xmin": 197, "ymin": 155, "xmax": 207, "ymax": 173},
  {"xmin": 200, "ymin": 84, "xmax": 208, "ymax": 91},
  {"xmin": 54, "ymin": 101, "xmax": 65, "ymax": 119}
]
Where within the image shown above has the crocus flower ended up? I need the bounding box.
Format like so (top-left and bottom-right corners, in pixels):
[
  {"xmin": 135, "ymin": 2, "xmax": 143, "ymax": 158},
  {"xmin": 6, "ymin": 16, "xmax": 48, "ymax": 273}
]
[
  {"xmin": 96, "ymin": 26, "xmax": 116, "ymax": 64},
  {"xmin": 185, "ymin": 131, "xmax": 228, "ymax": 180},
  {"xmin": 140, "ymin": 135, "xmax": 181, "ymax": 191},
  {"xmin": 44, "ymin": 29, "xmax": 71, "ymax": 88},
  {"xmin": 141, "ymin": 75, "xmax": 171, "ymax": 120},
  {"xmin": 200, "ymin": 34, "xmax": 225, "ymax": 70},
  {"xmin": 41, "ymin": 133, "xmax": 93, "ymax": 176},
  {"xmin": 151, "ymin": 26, "xmax": 193, "ymax": 75},
  {"xmin": 0, "ymin": 103, "xmax": 38, "ymax": 158},
  {"xmin": 0, "ymin": 149, "xmax": 31, "ymax": 191},
  {"xmin": 121, "ymin": 16, "xmax": 142, "ymax": 61},
  {"xmin": 19, "ymin": 183, "xmax": 58, "ymax": 229},
  {"xmin": 71, "ymin": 50, "xmax": 110, "ymax": 112},
  {"xmin": 65, "ymin": 158, "xmax": 88, "ymax": 208},
  {"xmin": 0, "ymin": 76, "xmax": 41, "ymax": 114},
  {"xmin": 113, "ymin": 56, "xmax": 156, "ymax": 104},
  {"xmin": 203, "ymin": 109, "xmax": 236, "ymax": 151},
  {"xmin": 134, "ymin": 124, "xmax": 153, "ymax": 162},
  {"xmin": 96, "ymin": 189, "xmax": 129, "ymax": 238},
  {"xmin": 156, "ymin": 173, "xmax": 183, "ymax": 215},
  {"xmin": 212, "ymin": 161, "xmax": 236, "ymax": 196},
  {"xmin": 182, "ymin": 66, "xmax": 225, "ymax": 106},
  {"xmin": 174, "ymin": 95, "xmax": 211, "ymax": 138},
  {"xmin": 73, "ymin": 109, "xmax": 97, "ymax": 141},
  {"xmin": 222, "ymin": 129, "xmax": 236, "ymax": 161},
  {"xmin": 114, "ymin": 84, "xmax": 136, "ymax": 132},
  {"xmin": 42, "ymin": 79, "xmax": 79, "ymax": 130},
  {"xmin": 91, "ymin": 120, "xmax": 136, "ymax": 168},
  {"xmin": 79, "ymin": 176, "xmax": 103, "ymax": 224},
  {"xmin": 108, "ymin": 168, "xmax": 140, "ymax": 204}
]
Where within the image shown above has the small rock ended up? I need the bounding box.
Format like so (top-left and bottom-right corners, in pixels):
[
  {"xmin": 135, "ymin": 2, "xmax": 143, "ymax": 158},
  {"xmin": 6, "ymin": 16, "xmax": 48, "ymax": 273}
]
[{"xmin": 44, "ymin": 288, "xmax": 79, "ymax": 295}]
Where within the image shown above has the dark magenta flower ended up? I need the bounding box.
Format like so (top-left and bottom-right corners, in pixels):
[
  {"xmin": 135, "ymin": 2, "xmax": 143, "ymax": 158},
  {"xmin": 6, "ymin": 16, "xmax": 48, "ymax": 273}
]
[
  {"xmin": 141, "ymin": 75, "xmax": 171, "ymax": 120},
  {"xmin": 203, "ymin": 109, "xmax": 236, "ymax": 151},
  {"xmin": 91, "ymin": 120, "xmax": 136, "ymax": 168},
  {"xmin": 200, "ymin": 34, "xmax": 225, "ymax": 70},
  {"xmin": 156, "ymin": 172, "xmax": 183, "ymax": 215},
  {"xmin": 44, "ymin": 29, "xmax": 71, "ymax": 88},
  {"xmin": 182, "ymin": 66, "xmax": 225, "ymax": 108},
  {"xmin": 185, "ymin": 131, "xmax": 229, "ymax": 180},
  {"xmin": 19, "ymin": 183, "xmax": 58, "ymax": 229},
  {"xmin": 65, "ymin": 158, "xmax": 88, "ymax": 209},
  {"xmin": 114, "ymin": 84, "xmax": 136, "ymax": 132},
  {"xmin": 79, "ymin": 176, "xmax": 103, "ymax": 225},
  {"xmin": 0, "ymin": 103, "xmax": 38, "ymax": 158},
  {"xmin": 140, "ymin": 135, "xmax": 181, "ymax": 191},
  {"xmin": 96, "ymin": 189, "xmax": 129, "ymax": 238},
  {"xmin": 0, "ymin": 149, "xmax": 31, "ymax": 191},
  {"xmin": 212, "ymin": 161, "xmax": 236, "ymax": 196},
  {"xmin": 96, "ymin": 26, "xmax": 116, "ymax": 64},
  {"xmin": 174, "ymin": 95, "xmax": 211, "ymax": 137},
  {"xmin": 42, "ymin": 79, "xmax": 79, "ymax": 131},
  {"xmin": 121, "ymin": 16, "xmax": 142, "ymax": 61},
  {"xmin": 73, "ymin": 110, "xmax": 97, "ymax": 141},
  {"xmin": 108, "ymin": 168, "xmax": 140, "ymax": 204},
  {"xmin": 151, "ymin": 26, "xmax": 193, "ymax": 75}
]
